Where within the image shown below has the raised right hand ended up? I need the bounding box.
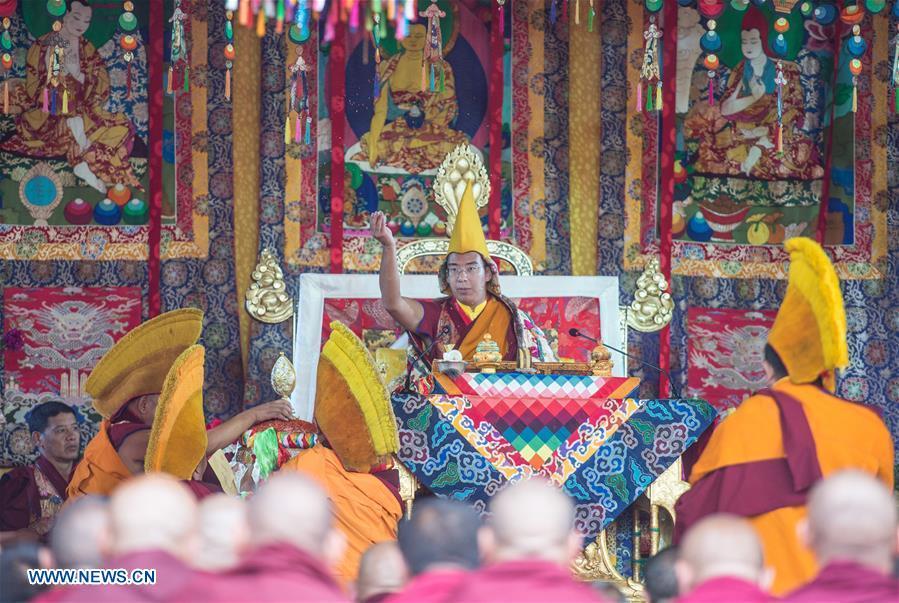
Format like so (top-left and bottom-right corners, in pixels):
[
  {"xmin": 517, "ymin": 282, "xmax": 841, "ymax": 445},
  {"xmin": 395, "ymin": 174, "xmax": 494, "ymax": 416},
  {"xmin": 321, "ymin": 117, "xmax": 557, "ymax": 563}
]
[{"xmin": 370, "ymin": 211, "xmax": 395, "ymax": 247}]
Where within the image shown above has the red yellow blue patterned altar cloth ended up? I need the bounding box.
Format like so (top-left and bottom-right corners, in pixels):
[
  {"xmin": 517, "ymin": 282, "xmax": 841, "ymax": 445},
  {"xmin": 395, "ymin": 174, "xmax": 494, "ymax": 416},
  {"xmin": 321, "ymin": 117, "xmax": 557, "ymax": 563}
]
[{"xmin": 393, "ymin": 372, "xmax": 716, "ymax": 538}]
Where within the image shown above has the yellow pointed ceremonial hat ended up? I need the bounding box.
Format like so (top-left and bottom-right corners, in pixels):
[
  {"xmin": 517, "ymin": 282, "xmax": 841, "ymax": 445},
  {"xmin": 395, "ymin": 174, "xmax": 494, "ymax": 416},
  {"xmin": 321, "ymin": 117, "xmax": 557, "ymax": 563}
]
[
  {"xmin": 767, "ymin": 237, "xmax": 848, "ymax": 389},
  {"xmin": 145, "ymin": 345, "xmax": 208, "ymax": 480},
  {"xmin": 447, "ymin": 180, "xmax": 490, "ymax": 261},
  {"xmin": 86, "ymin": 308, "xmax": 204, "ymax": 418},
  {"xmin": 314, "ymin": 321, "xmax": 398, "ymax": 472}
]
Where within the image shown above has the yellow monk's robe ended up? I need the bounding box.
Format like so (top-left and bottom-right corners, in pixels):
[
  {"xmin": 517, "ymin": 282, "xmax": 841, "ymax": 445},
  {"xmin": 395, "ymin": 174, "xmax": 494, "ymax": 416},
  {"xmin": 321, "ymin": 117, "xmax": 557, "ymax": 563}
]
[
  {"xmin": 66, "ymin": 419, "xmax": 137, "ymax": 498},
  {"xmin": 674, "ymin": 378, "xmax": 894, "ymax": 595},
  {"xmin": 281, "ymin": 445, "xmax": 403, "ymax": 585}
]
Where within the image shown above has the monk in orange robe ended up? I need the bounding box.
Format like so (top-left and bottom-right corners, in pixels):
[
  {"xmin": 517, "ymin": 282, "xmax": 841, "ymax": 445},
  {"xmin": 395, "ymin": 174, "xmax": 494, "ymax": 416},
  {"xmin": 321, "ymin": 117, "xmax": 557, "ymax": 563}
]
[
  {"xmin": 674, "ymin": 238, "xmax": 895, "ymax": 596},
  {"xmin": 69, "ymin": 309, "xmax": 293, "ymax": 499},
  {"xmin": 0, "ymin": 1, "xmax": 140, "ymax": 190}
]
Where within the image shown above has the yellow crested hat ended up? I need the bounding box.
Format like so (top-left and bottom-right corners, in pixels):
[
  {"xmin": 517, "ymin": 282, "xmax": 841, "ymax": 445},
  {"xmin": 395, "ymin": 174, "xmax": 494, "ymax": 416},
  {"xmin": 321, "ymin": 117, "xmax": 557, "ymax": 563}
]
[
  {"xmin": 447, "ymin": 180, "xmax": 490, "ymax": 261},
  {"xmin": 145, "ymin": 345, "xmax": 208, "ymax": 480},
  {"xmin": 767, "ymin": 237, "xmax": 848, "ymax": 390},
  {"xmin": 314, "ymin": 321, "xmax": 398, "ymax": 472},
  {"xmin": 86, "ymin": 308, "xmax": 204, "ymax": 419}
]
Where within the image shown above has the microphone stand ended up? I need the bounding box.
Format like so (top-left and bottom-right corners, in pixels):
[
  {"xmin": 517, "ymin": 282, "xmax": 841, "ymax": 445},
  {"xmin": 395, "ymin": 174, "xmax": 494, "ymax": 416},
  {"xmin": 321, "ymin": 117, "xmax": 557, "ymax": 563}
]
[{"xmin": 569, "ymin": 328, "xmax": 681, "ymax": 399}]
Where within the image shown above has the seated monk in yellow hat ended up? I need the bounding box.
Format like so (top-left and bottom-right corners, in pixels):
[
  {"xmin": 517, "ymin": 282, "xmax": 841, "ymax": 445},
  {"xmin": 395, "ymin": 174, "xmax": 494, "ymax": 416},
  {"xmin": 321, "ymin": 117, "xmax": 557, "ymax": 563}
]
[
  {"xmin": 68, "ymin": 309, "xmax": 293, "ymax": 499},
  {"xmin": 370, "ymin": 181, "xmax": 555, "ymax": 384},
  {"xmin": 281, "ymin": 322, "xmax": 405, "ymax": 587},
  {"xmin": 674, "ymin": 238, "xmax": 894, "ymax": 596}
]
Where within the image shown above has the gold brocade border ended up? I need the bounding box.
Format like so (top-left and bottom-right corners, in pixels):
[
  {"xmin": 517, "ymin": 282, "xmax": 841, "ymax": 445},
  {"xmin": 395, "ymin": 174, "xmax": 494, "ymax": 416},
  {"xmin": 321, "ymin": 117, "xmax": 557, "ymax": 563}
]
[
  {"xmin": 187, "ymin": 4, "xmax": 209, "ymax": 259},
  {"xmin": 231, "ymin": 26, "xmax": 262, "ymax": 375},
  {"xmin": 283, "ymin": 43, "xmax": 303, "ymax": 270},
  {"xmin": 568, "ymin": 8, "xmax": 602, "ymax": 276},
  {"xmin": 527, "ymin": 3, "xmax": 547, "ymax": 270}
]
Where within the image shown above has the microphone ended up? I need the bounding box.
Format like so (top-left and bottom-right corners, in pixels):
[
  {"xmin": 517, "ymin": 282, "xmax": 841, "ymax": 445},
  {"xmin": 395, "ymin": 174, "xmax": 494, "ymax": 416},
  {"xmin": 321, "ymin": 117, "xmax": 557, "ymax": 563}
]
[{"xmin": 568, "ymin": 327, "xmax": 681, "ymax": 399}]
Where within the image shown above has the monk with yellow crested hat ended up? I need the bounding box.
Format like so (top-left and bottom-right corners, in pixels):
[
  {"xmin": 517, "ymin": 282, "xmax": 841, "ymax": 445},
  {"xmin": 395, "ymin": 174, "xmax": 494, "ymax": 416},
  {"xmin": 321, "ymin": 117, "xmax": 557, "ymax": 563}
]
[
  {"xmin": 68, "ymin": 309, "xmax": 294, "ymax": 499},
  {"xmin": 371, "ymin": 180, "xmax": 555, "ymax": 382},
  {"xmin": 674, "ymin": 238, "xmax": 894, "ymax": 596}
]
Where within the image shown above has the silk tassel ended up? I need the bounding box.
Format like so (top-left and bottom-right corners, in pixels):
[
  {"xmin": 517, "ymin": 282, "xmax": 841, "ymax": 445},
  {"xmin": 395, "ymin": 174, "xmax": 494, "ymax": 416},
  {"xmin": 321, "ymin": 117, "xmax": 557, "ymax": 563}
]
[
  {"xmin": 587, "ymin": 3, "xmax": 595, "ymax": 32},
  {"xmin": 429, "ymin": 63, "xmax": 435, "ymax": 91},
  {"xmin": 225, "ymin": 68, "xmax": 232, "ymax": 100},
  {"xmin": 285, "ymin": 114, "xmax": 291, "ymax": 144},
  {"xmin": 183, "ymin": 66, "xmax": 190, "ymax": 92},
  {"xmin": 42, "ymin": 87, "xmax": 49, "ymax": 113},
  {"xmin": 895, "ymin": 88, "xmax": 899, "ymax": 115},
  {"xmin": 167, "ymin": 66, "xmax": 174, "ymax": 94},
  {"xmin": 304, "ymin": 115, "xmax": 311, "ymax": 145},
  {"xmin": 420, "ymin": 61, "xmax": 426, "ymax": 91},
  {"xmin": 708, "ymin": 76, "xmax": 714, "ymax": 106},
  {"xmin": 256, "ymin": 9, "xmax": 266, "ymax": 37},
  {"xmin": 852, "ymin": 84, "xmax": 857, "ymax": 113},
  {"xmin": 655, "ymin": 81, "xmax": 663, "ymax": 111},
  {"xmin": 295, "ymin": 114, "xmax": 302, "ymax": 142},
  {"xmin": 636, "ymin": 82, "xmax": 642, "ymax": 112},
  {"xmin": 50, "ymin": 88, "xmax": 56, "ymax": 115},
  {"xmin": 62, "ymin": 88, "xmax": 68, "ymax": 114}
]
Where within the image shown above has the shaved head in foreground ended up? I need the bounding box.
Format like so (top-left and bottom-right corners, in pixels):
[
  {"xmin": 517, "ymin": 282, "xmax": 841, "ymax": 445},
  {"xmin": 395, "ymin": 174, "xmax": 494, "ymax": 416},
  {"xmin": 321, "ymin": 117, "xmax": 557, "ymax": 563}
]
[
  {"xmin": 109, "ymin": 474, "xmax": 198, "ymax": 561},
  {"xmin": 50, "ymin": 495, "xmax": 109, "ymax": 569},
  {"xmin": 355, "ymin": 541, "xmax": 408, "ymax": 602},
  {"xmin": 195, "ymin": 494, "xmax": 250, "ymax": 571},
  {"xmin": 483, "ymin": 478, "xmax": 581, "ymax": 565},
  {"xmin": 677, "ymin": 514, "xmax": 767, "ymax": 593},
  {"xmin": 248, "ymin": 472, "xmax": 345, "ymax": 567},
  {"xmin": 806, "ymin": 470, "xmax": 897, "ymax": 574}
]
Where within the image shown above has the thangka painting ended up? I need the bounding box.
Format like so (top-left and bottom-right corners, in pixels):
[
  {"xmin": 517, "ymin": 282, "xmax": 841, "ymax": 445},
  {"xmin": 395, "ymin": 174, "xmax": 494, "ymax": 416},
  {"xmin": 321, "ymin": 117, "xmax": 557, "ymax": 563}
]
[
  {"xmin": 686, "ymin": 307, "xmax": 776, "ymax": 412},
  {"xmin": 624, "ymin": 0, "xmax": 888, "ymax": 279},
  {"xmin": 0, "ymin": 0, "xmax": 208, "ymax": 260},
  {"xmin": 292, "ymin": 0, "xmax": 511, "ymax": 271}
]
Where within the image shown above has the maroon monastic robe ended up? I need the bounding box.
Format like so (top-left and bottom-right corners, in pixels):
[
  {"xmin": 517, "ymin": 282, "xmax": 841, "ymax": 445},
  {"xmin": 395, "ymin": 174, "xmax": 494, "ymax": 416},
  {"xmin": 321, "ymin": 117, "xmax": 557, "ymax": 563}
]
[
  {"xmin": 194, "ymin": 542, "xmax": 349, "ymax": 602},
  {"xmin": 781, "ymin": 561, "xmax": 899, "ymax": 602},
  {"xmin": 384, "ymin": 569, "xmax": 469, "ymax": 603},
  {"xmin": 675, "ymin": 577, "xmax": 774, "ymax": 603},
  {"xmin": 446, "ymin": 560, "xmax": 609, "ymax": 603},
  {"xmin": 0, "ymin": 455, "xmax": 74, "ymax": 535}
]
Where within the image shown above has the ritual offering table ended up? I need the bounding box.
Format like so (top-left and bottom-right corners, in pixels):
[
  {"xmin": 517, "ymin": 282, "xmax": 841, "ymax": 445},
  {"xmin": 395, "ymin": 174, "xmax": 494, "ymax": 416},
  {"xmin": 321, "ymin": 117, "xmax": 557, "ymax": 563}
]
[{"xmin": 392, "ymin": 371, "xmax": 716, "ymax": 542}]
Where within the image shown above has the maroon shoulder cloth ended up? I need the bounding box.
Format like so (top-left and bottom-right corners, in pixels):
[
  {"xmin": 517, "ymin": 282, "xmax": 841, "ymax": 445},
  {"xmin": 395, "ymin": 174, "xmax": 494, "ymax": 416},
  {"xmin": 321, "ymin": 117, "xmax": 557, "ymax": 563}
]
[{"xmin": 673, "ymin": 388, "xmax": 822, "ymax": 542}]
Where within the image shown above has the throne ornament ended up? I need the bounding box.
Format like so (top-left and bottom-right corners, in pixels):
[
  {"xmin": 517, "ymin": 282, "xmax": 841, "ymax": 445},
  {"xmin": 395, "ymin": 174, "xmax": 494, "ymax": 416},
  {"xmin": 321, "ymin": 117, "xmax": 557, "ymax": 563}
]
[{"xmin": 245, "ymin": 248, "xmax": 294, "ymax": 324}]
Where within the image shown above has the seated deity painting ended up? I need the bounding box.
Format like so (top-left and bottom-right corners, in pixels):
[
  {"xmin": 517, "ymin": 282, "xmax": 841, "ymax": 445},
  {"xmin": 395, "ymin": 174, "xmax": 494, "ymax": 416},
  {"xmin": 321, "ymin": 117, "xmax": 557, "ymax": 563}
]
[
  {"xmin": 670, "ymin": 5, "xmax": 855, "ymax": 247},
  {"xmin": 318, "ymin": 0, "xmax": 498, "ymax": 237},
  {"xmin": 0, "ymin": 0, "xmax": 176, "ymax": 229}
]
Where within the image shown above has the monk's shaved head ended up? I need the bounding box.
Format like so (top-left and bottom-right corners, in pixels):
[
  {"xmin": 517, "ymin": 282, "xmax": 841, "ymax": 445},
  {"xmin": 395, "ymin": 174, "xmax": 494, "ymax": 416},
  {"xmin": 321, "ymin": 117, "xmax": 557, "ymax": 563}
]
[
  {"xmin": 807, "ymin": 471, "xmax": 897, "ymax": 574},
  {"xmin": 677, "ymin": 514, "xmax": 765, "ymax": 591},
  {"xmin": 109, "ymin": 474, "xmax": 198, "ymax": 559},
  {"xmin": 249, "ymin": 472, "xmax": 339, "ymax": 561},
  {"xmin": 484, "ymin": 478, "xmax": 580, "ymax": 565},
  {"xmin": 194, "ymin": 494, "xmax": 249, "ymax": 571},
  {"xmin": 50, "ymin": 495, "xmax": 109, "ymax": 569},
  {"xmin": 356, "ymin": 541, "xmax": 408, "ymax": 602}
]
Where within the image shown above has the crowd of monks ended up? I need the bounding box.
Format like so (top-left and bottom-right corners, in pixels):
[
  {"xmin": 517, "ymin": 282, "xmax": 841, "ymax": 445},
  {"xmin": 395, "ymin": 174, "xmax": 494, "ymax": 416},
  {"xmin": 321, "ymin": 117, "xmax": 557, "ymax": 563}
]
[{"xmin": 0, "ymin": 183, "xmax": 896, "ymax": 601}]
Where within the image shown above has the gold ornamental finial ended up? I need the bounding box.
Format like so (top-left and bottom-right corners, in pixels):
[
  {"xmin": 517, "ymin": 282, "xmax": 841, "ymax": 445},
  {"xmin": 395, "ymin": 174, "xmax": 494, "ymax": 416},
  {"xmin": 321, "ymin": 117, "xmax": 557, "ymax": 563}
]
[
  {"xmin": 246, "ymin": 248, "xmax": 294, "ymax": 324},
  {"xmin": 626, "ymin": 257, "xmax": 674, "ymax": 333}
]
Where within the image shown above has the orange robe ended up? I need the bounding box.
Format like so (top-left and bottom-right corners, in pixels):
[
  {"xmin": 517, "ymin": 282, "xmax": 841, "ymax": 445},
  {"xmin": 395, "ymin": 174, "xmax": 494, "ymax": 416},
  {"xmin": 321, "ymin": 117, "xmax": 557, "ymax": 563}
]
[
  {"xmin": 66, "ymin": 420, "xmax": 133, "ymax": 499},
  {"xmin": 281, "ymin": 445, "xmax": 403, "ymax": 585},
  {"xmin": 680, "ymin": 379, "xmax": 894, "ymax": 595}
]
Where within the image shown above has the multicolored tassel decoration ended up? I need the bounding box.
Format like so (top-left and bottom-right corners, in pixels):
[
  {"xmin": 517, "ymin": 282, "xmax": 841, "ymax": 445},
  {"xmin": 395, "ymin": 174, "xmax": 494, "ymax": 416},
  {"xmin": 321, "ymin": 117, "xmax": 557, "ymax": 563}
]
[
  {"xmin": 168, "ymin": 0, "xmax": 187, "ymax": 95},
  {"xmin": 892, "ymin": 22, "xmax": 899, "ymax": 114},
  {"xmin": 849, "ymin": 58, "xmax": 862, "ymax": 113},
  {"xmin": 638, "ymin": 17, "xmax": 663, "ymax": 112},
  {"xmin": 224, "ymin": 9, "xmax": 236, "ymax": 100},
  {"xmin": 775, "ymin": 61, "xmax": 786, "ymax": 153},
  {"xmin": 419, "ymin": 1, "xmax": 446, "ymax": 92},
  {"xmin": 1, "ymin": 15, "xmax": 13, "ymax": 114}
]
